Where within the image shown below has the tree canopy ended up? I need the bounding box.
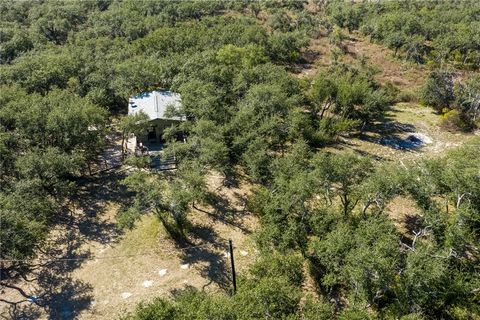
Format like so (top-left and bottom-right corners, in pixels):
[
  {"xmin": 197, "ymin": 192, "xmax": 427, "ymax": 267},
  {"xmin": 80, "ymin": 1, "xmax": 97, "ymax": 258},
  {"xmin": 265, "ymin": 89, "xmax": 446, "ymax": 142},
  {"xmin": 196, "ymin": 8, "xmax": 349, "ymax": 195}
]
[{"xmin": 1, "ymin": 1, "xmax": 479, "ymax": 319}]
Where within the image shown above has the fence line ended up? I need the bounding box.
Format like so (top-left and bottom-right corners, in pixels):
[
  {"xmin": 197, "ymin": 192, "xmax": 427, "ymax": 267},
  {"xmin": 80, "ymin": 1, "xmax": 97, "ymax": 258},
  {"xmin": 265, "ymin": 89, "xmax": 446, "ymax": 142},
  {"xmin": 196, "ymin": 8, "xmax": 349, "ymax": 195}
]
[{"xmin": 0, "ymin": 242, "xmax": 223, "ymax": 264}]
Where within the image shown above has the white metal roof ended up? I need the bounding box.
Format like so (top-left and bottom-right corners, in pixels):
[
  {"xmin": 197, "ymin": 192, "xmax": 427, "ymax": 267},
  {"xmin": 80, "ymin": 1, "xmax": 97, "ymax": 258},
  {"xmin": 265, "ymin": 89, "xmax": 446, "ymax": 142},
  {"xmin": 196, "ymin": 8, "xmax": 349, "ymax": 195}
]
[{"xmin": 128, "ymin": 91, "xmax": 185, "ymax": 121}]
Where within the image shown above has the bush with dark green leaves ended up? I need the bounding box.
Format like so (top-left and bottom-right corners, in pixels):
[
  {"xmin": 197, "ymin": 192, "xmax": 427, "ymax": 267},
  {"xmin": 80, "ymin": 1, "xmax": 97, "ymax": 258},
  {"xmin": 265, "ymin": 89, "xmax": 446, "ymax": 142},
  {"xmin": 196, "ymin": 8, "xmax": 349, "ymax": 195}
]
[
  {"xmin": 422, "ymin": 71, "xmax": 479, "ymax": 131},
  {"xmin": 2, "ymin": 1, "xmax": 479, "ymax": 318}
]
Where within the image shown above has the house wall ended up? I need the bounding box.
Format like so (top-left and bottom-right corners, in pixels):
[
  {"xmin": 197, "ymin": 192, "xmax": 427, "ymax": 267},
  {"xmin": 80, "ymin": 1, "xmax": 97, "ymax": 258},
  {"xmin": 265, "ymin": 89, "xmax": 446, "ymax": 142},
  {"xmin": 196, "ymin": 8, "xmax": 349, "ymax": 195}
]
[{"xmin": 138, "ymin": 119, "xmax": 182, "ymax": 145}]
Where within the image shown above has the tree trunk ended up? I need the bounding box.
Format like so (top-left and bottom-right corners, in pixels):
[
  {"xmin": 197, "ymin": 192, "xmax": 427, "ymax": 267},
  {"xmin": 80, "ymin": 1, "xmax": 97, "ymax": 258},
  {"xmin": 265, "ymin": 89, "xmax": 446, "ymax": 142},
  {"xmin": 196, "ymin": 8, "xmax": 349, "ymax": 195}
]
[
  {"xmin": 362, "ymin": 199, "xmax": 372, "ymax": 217},
  {"xmin": 121, "ymin": 130, "xmax": 126, "ymax": 160},
  {"xmin": 341, "ymin": 194, "xmax": 349, "ymax": 217}
]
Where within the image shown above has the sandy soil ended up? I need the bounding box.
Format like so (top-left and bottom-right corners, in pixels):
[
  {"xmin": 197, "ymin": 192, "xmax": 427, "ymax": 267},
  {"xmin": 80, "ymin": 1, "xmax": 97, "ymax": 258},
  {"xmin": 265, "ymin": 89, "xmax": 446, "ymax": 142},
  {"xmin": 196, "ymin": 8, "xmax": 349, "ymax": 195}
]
[{"xmin": 0, "ymin": 170, "xmax": 257, "ymax": 320}]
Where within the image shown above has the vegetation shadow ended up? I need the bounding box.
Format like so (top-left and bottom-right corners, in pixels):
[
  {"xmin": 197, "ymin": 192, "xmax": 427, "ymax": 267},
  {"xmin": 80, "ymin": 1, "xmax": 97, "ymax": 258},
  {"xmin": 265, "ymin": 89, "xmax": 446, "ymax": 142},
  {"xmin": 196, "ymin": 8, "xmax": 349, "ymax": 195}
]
[
  {"xmin": 1, "ymin": 302, "xmax": 43, "ymax": 320},
  {"xmin": 403, "ymin": 214, "xmax": 425, "ymax": 235},
  {"xmin": 178, "ymin": 225, "xmax": 231, "ymax": 292},
  {"xmin": 357, "ymin": 110, "xmax": 426, "ymax": 151},
  {"xmin": 192, "ymin": 186, "xmax": 252, "ymax": 235},
  {"xmin": 36, "ymin": 271, "xmax": 93, "ymax": 320},
  {"xmin": 2, "ymin": 170, "xmax": 127, "ymax": 319}
]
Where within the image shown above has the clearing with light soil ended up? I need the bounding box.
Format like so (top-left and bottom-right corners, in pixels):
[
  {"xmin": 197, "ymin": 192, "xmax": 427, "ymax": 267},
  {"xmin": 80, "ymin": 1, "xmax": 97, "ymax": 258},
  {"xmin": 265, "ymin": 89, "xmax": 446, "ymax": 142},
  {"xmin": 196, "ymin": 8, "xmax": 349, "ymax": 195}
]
[{"xmin": 0, "ymin": 171, "xmax": 257, "ymax": 319}]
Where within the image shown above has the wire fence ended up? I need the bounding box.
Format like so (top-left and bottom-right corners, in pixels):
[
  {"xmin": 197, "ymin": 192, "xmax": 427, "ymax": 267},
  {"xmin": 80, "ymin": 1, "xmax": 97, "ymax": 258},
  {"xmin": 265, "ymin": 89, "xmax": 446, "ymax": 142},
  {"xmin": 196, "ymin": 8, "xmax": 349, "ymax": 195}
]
[
  {"xmin": 0, "ymin": 242, "xmax": 220, "ymax": 264},
  {"xmin": 0, "ymin": 241, "xmax": 239, "ymax": 319}
]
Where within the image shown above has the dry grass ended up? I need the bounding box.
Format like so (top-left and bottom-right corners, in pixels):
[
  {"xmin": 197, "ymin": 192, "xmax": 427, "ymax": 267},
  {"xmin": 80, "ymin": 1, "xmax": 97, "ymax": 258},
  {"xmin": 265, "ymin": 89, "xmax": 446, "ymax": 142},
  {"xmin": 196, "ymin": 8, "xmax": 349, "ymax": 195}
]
[
  {"xmin": 3, "ymin": 23, "xmax": 477, "ymax": 320},
  {"xmin": 343, "ymin": 33, "xmax": 428, "ymax": 90},
  {"xmin": 328, "ymin": 103, "xmax": 477, "ymax": 163},
  {"xmin": 385, "ymin": 196, "xmax": 423, "ymax": 235},
  {"xmin": 293, "ymin": 28, "xmax": 440, "ymax": 165},
  {"xmin": 77, "ymin": 171, "xmax": 257, "ymax": 319},
  {"xmin": 294, "ymin": 31, "xmax": 429, "ymax": 93},
  {"xmin": 293, "ymin": 35, "xmax": 332, "ymax": 78},
  {"xmin": 0, "ymin": 171, "xmax": 258, "ymax": 320}
]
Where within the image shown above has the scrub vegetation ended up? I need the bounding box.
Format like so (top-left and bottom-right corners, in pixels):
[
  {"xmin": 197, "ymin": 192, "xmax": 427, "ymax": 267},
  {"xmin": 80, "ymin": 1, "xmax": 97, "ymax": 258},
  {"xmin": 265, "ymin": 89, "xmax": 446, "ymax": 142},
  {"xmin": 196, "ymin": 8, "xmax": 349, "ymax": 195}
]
[{"xmin": 1, "ymin": 1, "xmax": 479, "ymax": 319}]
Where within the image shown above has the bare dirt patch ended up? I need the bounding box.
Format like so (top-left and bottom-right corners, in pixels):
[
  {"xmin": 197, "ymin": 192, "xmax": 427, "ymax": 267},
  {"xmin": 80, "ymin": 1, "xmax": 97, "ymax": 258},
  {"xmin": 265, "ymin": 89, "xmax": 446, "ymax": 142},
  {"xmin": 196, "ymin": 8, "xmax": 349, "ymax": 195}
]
[
  {"xmin": 292, "ymin": 31, "xmax": 473, "ymax": 162},
  {"xmin": 293, "ymin": 35, "xmax": 332, "ymax": 78},
  {"xmin": 332, "ymin": 103, "xmax": 476, "ymax": 162},
  {"xmin": 0, "ymin": 170, "xmax": 258, "ymax": 320},
  {"xmin": 343, "ymin": 34, "xmax": 428, "ymax": 90},
  {"xmin": 385, "ymin": 196, "xmax": 423, "ymax": 235}
]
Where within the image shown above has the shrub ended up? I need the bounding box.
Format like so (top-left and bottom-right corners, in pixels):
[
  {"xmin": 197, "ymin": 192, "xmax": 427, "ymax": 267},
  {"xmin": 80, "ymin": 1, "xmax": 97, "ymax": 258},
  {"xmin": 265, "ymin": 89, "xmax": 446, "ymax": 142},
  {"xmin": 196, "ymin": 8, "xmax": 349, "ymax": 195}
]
[
  {"xmin": 420, "ymin": 70, "xmax": 454, "ymax": 112},
  {"xmin": 124, "ymin": 298, "xmax": 176, "ymax": 320},
  {"xmin": 440, "ymin": 109, "xmax": 474, "ymax": 132},
  {"xmin": 383, "ymin": 81, "xmax": 401, "ymax": 102},
  {"xmin": 397, "ymin": 90, "xmax": 418, "ymax": 103},
  {"xmin": 250, "ymin": 252, "xmax": 305, "ymax": 287}
]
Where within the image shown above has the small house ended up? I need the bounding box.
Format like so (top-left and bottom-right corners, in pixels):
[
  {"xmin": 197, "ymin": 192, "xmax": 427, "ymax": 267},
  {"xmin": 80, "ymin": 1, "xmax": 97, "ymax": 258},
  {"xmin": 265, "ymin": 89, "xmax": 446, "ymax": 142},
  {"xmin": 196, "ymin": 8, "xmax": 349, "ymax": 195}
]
[{"xmin": 127, "ymin": 90, "xmax": 185, "ymax": 153}]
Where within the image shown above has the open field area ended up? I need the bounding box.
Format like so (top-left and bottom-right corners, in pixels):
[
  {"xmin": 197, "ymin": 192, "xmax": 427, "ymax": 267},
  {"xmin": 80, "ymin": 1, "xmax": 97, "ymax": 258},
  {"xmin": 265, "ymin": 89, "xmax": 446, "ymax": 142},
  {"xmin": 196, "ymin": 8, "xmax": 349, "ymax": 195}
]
[
  {"xmin": 336, "ymin": 103, "xmax": 479, "ymax": 162},
  {"xmin": 295, "ymin": 32, "xmax": 428, "ymax": 92},
  {"xmin": 1, "ymin": 171, "xmax": 257, "ymax": 319}
]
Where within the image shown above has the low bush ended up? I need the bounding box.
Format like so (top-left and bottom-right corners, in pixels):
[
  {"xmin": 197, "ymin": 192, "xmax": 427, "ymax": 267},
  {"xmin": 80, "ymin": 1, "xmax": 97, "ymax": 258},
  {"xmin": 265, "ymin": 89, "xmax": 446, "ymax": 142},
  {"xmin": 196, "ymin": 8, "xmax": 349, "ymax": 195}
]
[{"xmin": 440, "ymin": 109, "xmax": 474, "ymax": 132}]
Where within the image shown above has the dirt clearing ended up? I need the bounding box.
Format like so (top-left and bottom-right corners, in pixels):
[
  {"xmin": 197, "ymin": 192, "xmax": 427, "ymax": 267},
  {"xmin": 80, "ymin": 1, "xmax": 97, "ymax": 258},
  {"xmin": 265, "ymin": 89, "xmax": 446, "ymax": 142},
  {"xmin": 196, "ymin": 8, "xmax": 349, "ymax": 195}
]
[
  {"xmin": 0, "ymin": 170, "xmax": 257, "ymax": 319},
  {"xmin": 294, "ymin": 31, "xmax": 428, "ymax": 92},
  {"xmin": 331, "ymin": 103, "xmax": 477, "ymax": 162}
]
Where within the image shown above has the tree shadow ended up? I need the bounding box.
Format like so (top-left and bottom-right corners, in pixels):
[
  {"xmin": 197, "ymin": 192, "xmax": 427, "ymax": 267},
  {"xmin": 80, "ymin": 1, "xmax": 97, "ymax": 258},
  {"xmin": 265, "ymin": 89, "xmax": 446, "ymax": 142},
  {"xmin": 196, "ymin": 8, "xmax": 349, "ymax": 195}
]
[
  {"xmin": 354, "ymin": 110, "xmax": 430, "ymax": 151},
  {"xmin": 403, "ymin": 214, "xmax": 425, "ymax": 236},
  {"xmin": 350, "ymin": 147, "xmax": 386, "ymax": 161},
  {"xmin": 2, "ymin": 258, "xmax": 94, "ymax": 320},
  {"xmin": 307, "ymin": 258, "xmax": 346, "ymax": 312},
  {"xmin": 330, "ymin": 140, "xmax": 387, "ymax": 161},
  {"xmin": 2, "ymin": 170, "xmax": 127, "ymax": 319},
  {"xmin": 3, "ymin": 217, "xmax": 95, "ymax": 318},
  {"xmin": 290, "ymin": 49, "xmax": 321, "ymax": 75},
  {"xmin": 2, "ymin": 302, "xmax": 43, "ymax": 320},
  {"xmin": 36, "ymin": 271, "xmax": 93, "ymax": 320},
  {"xmin": 189, "ymin": 225, "xmax": 219, "ymax": 244},
  {"xmin": 222, "ymin": 172, "xmax": 240, "ymax": 189},
  {"xmin": 76, "ymin": 217, "xmax": 118, "ymax": 246},
  {"xmin": 70, "ymin": 170, "xmax": 131, "ymax": 245},
  {"xmin": 344, "ymin": 43, "xmax": 358, "ymax": 60},
  {"xmin": 194, "ymin": 191, "xmax": 252, "ymax": 235},
  {"xmin": 327, "ymin": 138, "xmax": 386, "ymax": 161},
  {"xmin": 75, "ymin": 171, "xmax": 131, "ymax": 216},
  {"xmin": 177, "ymin": 225, "xmax": 231, "ymax": 292}
]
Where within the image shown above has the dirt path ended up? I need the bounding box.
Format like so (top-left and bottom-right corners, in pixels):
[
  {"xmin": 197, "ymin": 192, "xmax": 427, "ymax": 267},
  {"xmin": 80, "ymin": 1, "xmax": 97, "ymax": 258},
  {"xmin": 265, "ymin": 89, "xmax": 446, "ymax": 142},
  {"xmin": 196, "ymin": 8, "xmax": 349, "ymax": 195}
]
[{"xmin": 0, "ymin": 171, "xmax": 257, "ymax": 319}]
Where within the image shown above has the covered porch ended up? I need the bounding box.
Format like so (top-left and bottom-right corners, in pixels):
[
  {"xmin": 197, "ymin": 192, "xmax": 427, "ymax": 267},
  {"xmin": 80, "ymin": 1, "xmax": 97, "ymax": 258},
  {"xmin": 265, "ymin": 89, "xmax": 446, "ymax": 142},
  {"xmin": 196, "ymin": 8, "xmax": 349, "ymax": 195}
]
[{"xmin": 127, "ymin": 118, "xmax": 184, "ymax": 156}]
